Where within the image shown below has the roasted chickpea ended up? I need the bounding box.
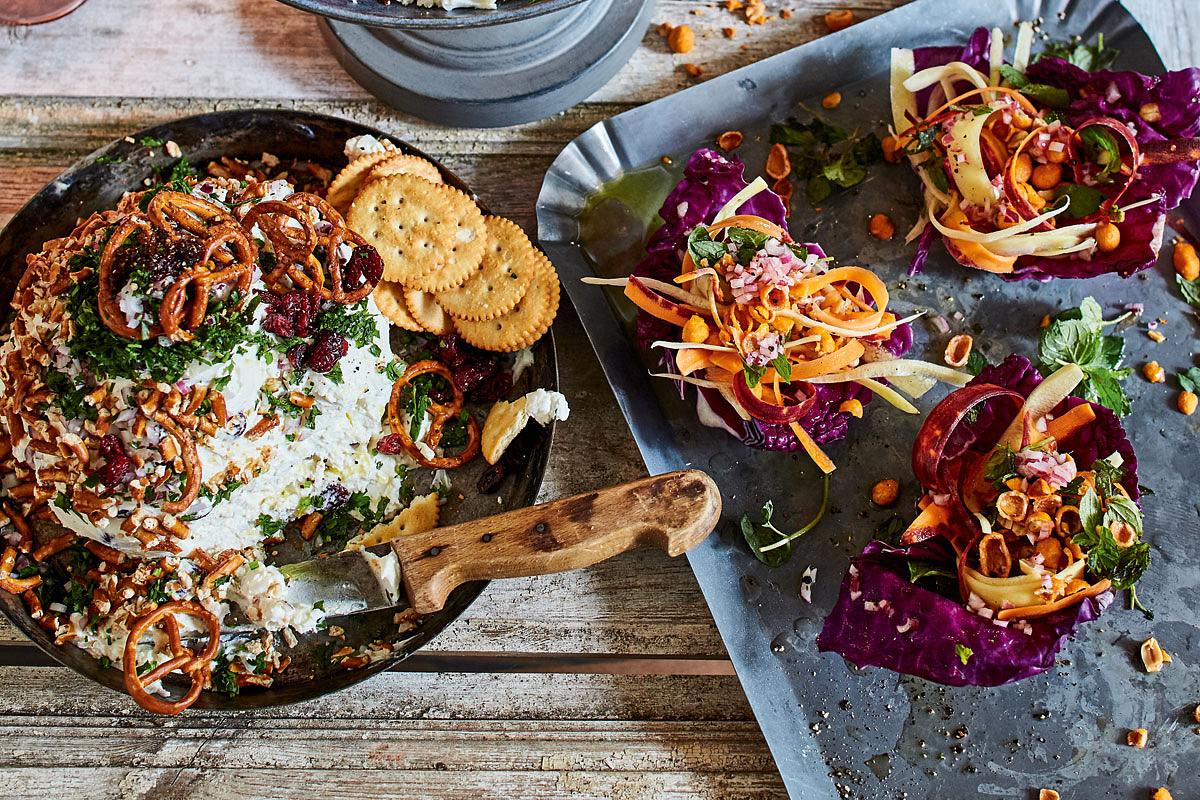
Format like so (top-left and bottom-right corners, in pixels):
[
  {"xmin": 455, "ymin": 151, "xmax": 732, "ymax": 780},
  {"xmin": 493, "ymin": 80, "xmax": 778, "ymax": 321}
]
[
  {"xmin": 1012, "ymin": 152, "xmax": 1033, "ymax": 183},
  {"xmin": 1031, "ymin": 162, "xmax": 1063, "ymax": 190},
  {"xmin": 1095, "ymin": 221, "xmax": 1121, "ymax": 253},
  {"xmin": 871, "ymin": 479, "xmax": 900, "ymax": 507}
]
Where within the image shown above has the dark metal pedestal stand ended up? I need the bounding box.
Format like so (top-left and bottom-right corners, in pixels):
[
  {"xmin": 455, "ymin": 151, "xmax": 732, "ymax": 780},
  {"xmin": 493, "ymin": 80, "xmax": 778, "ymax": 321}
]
[{"xmin": 319, "ymin": 0, "xmax": 656, "ymax": 127}]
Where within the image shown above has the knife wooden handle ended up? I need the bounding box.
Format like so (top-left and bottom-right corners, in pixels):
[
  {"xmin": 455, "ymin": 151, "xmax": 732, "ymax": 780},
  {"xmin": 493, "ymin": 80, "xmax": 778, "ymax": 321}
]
[{"xmin": 390, "ymin": 469, "xmax": 721, "ymax": 614}]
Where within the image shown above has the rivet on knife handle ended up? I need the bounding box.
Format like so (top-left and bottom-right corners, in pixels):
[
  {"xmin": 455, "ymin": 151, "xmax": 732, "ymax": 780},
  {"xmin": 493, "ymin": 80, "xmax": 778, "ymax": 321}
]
[{"xmin": 390, "ymin": 469, "xmax": 721, "ymax": 614}]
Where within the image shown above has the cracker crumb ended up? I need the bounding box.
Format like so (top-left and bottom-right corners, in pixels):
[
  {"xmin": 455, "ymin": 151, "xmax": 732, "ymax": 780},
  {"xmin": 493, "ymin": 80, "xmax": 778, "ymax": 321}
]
[
  {"xmin": 165, "ymin": 140, "xmax": 182, "ymax": 158},
  {"xmin": 1126, "ymin": 728, "xmax": 1148, "ymax": 748}
]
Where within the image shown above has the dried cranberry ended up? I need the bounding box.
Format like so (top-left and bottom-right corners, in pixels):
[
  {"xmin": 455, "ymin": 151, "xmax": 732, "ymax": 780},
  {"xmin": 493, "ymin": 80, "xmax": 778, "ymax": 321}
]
[
  {"xmin": 261, "ymin": 289, "xmax": 321, "ymax": 338},
  {"xmin": 453, "ymin": 360, "xmax": 499, "ymax": 395},
  {"xmin": 435, "ymin": 334, "xmax": 469, "ymax": 369},
  {"xmin": 343, "ymin": 245, "xmax": 383, "ymax": 291},
  {"xmin": 286, "ymin": 342, "xmax": 310, "ymax": 371},
  {"xmin": 305, "ymin": 329, "xmax": 348, "ymax": 374},
  {"xmin": 476, "ymin": 463, "xmax": 506, "ymax": 494},
  {"xmin": 376, "ymin": 434, "xmax": 407, "ymax": 455},
  {"xmin": 320, "ymin": 483, "xmax": 351, "ymax": 511},
  {"xmin": 93, "ymin": 434, "xmax": 133, "ymax": 489},
  {"xmin": 469, "ymin": 370, "xmax": 512, "ymax": 404}
]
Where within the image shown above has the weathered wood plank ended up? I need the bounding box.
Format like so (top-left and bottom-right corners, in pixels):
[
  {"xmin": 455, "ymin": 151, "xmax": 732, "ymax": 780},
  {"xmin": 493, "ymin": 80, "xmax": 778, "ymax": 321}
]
[
  {"xmin": 0, "ymin": 667, "xmax": 755, "ymax": 720},
  {"xmin": 0, "ymin": 767, "xmax": 789, "ymax": 800},
  {"xmin": 0, "ymin": 719, "xmax": 776, "ymax": 772}
]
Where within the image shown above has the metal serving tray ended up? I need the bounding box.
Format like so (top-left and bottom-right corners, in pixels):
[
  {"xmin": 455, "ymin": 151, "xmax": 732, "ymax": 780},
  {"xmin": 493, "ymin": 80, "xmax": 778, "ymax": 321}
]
[{"xmin": 537, "ymin": 1, "xmax": 1198, "ymax": 797}]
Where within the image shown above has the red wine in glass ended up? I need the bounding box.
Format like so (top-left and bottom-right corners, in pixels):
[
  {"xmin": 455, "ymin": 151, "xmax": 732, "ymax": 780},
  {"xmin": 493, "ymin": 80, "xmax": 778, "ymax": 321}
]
[{"xmin": 1, "ymin": 0, "xmax": 87, "ymax": 25}]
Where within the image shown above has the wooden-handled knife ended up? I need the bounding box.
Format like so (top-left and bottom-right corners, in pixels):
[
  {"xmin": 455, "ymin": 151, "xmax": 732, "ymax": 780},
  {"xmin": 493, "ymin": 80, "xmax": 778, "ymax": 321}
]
[{"xmin": 278, "ymin": 469, "xmax": 720, "ymax": 616}]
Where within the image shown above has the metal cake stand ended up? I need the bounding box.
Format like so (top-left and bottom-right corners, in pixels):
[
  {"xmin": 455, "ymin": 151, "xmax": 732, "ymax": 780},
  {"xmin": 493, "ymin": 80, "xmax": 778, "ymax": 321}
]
[{"xmin": 279, "ymin": 0, "xmax": 656, "ymax": 127}]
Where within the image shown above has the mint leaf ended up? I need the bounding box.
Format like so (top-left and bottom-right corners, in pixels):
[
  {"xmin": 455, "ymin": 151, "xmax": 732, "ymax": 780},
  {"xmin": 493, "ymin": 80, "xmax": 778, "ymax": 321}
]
[
  {"xmin": 1079, "ymin": 126, "xmax": 1122, "ymax": 182},
  {"xmin": 743, "ymin": 361, "xmax": 767, "ymax": 389},
  {"xmin": 1038, "ymin": 33, "xmax": 1119, "ymax": 71},
  {"xmin": 686, "ymin": 226, "xmax": 728, "ymax": 267},
  {"xmin": 1178, "ymin": 367, "xmax": 1200, "ymax": 394},
  {"xmin": 740, "ymin": 500, "xmax": 791, "ymax": 568},
  {"xmin": 1020, "ymin": 83, "xmax": 1071, "ymax": 108},
  {"xmin": 1037, "ymin": 298, "xmax": 1131, "ymax": 416},
  {"xmin": 1055, "ymin": 184, "xmax": 1105, "ymax": 218},
  {"xmin": 1177, "ymin": 274, "xmax": 1200, "ymax": 308},
  {"xmin": 772, "ymin": 353, "xmax": 792, "ymax": 383},
  {"xmin": 908, "ymin": 561, "xmax": 957, "ymax": 584},
  {"xmin": 999, "ymin": 65, "xmax": 1027, "ymax": 88}
]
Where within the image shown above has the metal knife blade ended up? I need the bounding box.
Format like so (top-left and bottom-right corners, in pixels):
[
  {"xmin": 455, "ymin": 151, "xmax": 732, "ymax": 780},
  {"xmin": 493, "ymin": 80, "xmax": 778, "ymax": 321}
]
[{"xmin": 278, "ymin": 548, "xmax": 404, "ymax": 617}]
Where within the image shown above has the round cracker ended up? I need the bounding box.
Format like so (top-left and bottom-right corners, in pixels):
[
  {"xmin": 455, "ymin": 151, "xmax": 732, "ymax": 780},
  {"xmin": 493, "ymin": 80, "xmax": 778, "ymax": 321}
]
[
  {"xmin": 368, "ymin": 153, "xmax": 443, "ymax": 185},
  {"xmin": 373, "ymin": 281, "xmax": 423, "ymax": 332},
  {"xmin": 436, "ymin": 216, "xmax": 543, "ymax": 322},
  {"xmin": 327, "ymin": 150, "xmax": 395, "ymax": 214},
  {"xmin": 347, "ymin": 174, "xmax": 486, "ymax": 293},
  {"xmin": 454, "ymin": 260, "xmax": 559, "ymax": 352},
  {"xmin": 404, "ymin": 289, "xmax": 455, "ymax": 337}
]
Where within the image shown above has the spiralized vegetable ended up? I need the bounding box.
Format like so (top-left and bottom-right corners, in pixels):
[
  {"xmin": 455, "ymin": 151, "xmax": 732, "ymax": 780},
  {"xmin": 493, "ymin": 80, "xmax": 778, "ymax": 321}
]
[
  {"xmin": 627, "ymin": 212, "xmax": 963, "ymax": 472},
  {"xmin": 891, "ymin": 27, "xmax": 1151, "ymax": 275}
]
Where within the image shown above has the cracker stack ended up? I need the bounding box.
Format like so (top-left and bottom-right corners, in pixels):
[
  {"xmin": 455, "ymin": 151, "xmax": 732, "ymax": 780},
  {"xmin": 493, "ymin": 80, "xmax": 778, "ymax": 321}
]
[{"xmin": 328, "ymin": 149, "xmax": 560, "ymax": 352}]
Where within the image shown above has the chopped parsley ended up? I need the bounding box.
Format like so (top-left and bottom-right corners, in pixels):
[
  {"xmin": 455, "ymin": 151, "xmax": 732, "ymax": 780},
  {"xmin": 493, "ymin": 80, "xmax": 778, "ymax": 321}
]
[
  {"xmin": 138, "ymin": 136, "xmax": 165, "ymax": 148},
  {"xmin": 65, "ymin": 257, "xmax": 262, "ymax": 384},
  {"xmin": 317, "ymin": 300, "xmax": 381, "ymax": 355},
  {"xmin": 199, "ymin": 478, "xmax": 243, "ymax": 507},
  {"xmin": 42, "ymin": 369, "xmax": 98, "ymax": 422},
  {"xmin": 313, "ymin": 491, "xmax": 389, "ymax": 551},
  {"xmin": 210, "ymin": 655, "xmax": 240, "ymax": 697},
  {"xmin": 256, "ymin": 513, "xmax": 289, "ymax": 539}
]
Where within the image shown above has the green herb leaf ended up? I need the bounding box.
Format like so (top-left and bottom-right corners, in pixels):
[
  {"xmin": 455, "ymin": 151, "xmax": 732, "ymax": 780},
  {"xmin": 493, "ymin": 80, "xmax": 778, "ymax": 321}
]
[
  {"xmin": 1019, "ymin": 83, "xmax": 1071, "ymax": 109},
  {"xmin": 1037, "ymin": 297, "xmax": 1131, "ymax": 416},
  {"xmin": 907, "ymin": 561, "xmax": 957, "ymax": 584},
  {"xmin": 740, "ymin": 475, "xmax": 830, "ymax": 567},
  {"xmin": 770, "ymin": 117, "xmax": 882, "ymax": 208},
  {"xmin": 1054, "ymin": 184, "xmax": 1105, "ymax": 218},
  {"xmin": 743, "ymin": 361, "xmax": 767, "ymax": 389},
  {"xmin": 1079, "ymin": 126, "xmax": 1123, "ymax": 182},
  {"xmin": 955, "ymin": 644, "xmax": 974, "ymax": 666},
  {"xmin": 1177, "ymin": 274, "xmax": 1200, "ymax": 308},
  {"xmin": 685, "ymin": 225, "xmax": 728, "ymax": 267},
  {"xmin": 138, "ymin": 136, "xmax": 165, "ymax": 148},
  {"xmin": 1178, "ymin": 367, "xmax": 1200, "ymax": 394},
  {"xmin": 771, "ymin": 353, "xmax": 792, "ymax": 383},
  {"xmin": 1038, "ymin": 33, "xmax": 1119, "ymax": 72},
  {"xmin": 964, "ymin": 349, "xmax": 988, "ymax": 377}
]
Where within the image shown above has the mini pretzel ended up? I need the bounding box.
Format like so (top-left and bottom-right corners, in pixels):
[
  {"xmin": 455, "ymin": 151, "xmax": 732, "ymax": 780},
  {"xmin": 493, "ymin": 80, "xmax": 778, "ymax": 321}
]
[
  {"xmin": 152, "ymin": 411, "xmax": 201, "ymax": 514},
  {"xmin": 122, "ymin": 600, "xmax": 220, "ymax": 715},
  {"xmin": 387, "ymin": 360, "xmax": 480, "ymax": 469},
  {"xmin": 97, "ymin": 216, "xmax": 155, "ymax": 339},
  {"xmin": 148, "ymin": 191, "xmax": 237, "ymax": 246},
  {"xmin": 158, "ymin": 223, "xmax": 256, "ymax": 341},
  {"xmin": 244, "ymin": 192, "xmax": 377, "ymax": 305}
]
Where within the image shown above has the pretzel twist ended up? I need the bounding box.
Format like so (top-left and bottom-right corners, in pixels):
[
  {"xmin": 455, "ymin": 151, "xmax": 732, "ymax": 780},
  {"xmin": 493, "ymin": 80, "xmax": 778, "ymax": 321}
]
[
  {"xmin": 152, "ymin": 411, "xmax": 201, "ymax": 514},
  {"xmin": 244, "ymin": 192, "xmax": 376, "ymax": 305},
  {"xmin": 387, "ymin": 360, "xmax": 480, "ymax": 469},
  {"xmin": 98, "ymin": 193, "xmax": 256, "ymax": 342},
  {"xmin": 122, "ymin": 600, "xmax": 220, "ymax": 715}
]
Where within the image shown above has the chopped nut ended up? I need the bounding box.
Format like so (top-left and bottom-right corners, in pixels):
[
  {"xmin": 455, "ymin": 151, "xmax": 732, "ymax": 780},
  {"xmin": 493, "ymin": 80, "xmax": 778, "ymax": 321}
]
[
  {"xmin": 824, "ymin": 9, "xmax": 854, "ymax": 31},
  {"xmin": 744, "ymin": 0, "xmax": 767, "ymax": 24},
  {"xmin": 1142, "ymin": 361, "xmax": 1165, "ymax": 383},
  {"xmin": 1039, "ymin": 789, "xmax": 1060, "ymax": 800},
  {"xmin": 1140, "ymin": 637, "xmax": 1169, "ymax": 673},
  {"xmin": 1126, "ymin": 728, "xmax": 1148, "ymax": 748},
  {"xmin": 943, "ymin": 334, "xmax": 973, "ymax": 368},
  {"xmin": 996, "ymin": 491, "xmax": 1029, "ymax": 522},
  {"xmin": 1139, "ymin": 103, "xmax": 1162, "ymax": 123},
  {"xmin": 668, "ymin": 24, "xmax": 695, "ymax": 54},
  {"xmin": 723, "ymin": 0, "xmax": 744, "ymax": 11},
  {"xmin": 871, "ymin": 478, "xmax": 900, "ymax": 507},
  {"xmin": 1174, "ymin": 240, "xmax": 1200, "ymax": 281},
  {"xmin": 165, "ymin": 140, "xmax": 182, "ymax": 158},
  {"xmin": 765, "ymin": 143, "xmax": 791, "ymax": 180},
  {"xmin": 821, "ymin": 91, "xmax": 842, "ymax": 110},
  {"xmin": 881, "ymin": 135, "xmax": 901, "ymax": 163},
  {"xmin": 717, "ymin": 130, "xmax": 743, "ymax": 150},
  {"xmin": 868, "ymin": 213, "xmax": 895, "ymax": 240},
  {"xmin": 838, "ymin": 398, "xmax": 863, "ymax": 418},
  {"xmin": 722, "ymin": 26, "xmax": 736, "ymax": 39},
  {"xmin": 1147, "ymin": 330, "xmax": 1165, "ymax": 343},
  {"xmin": 682, "ymin": 63, "xmax": 703, "ymax": 78}
]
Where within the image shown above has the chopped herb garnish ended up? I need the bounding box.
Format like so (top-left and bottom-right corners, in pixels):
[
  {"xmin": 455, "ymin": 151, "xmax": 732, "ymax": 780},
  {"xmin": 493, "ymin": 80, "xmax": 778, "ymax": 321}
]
[
  {"xmin": 1037, "ymin": 33, "xmax": 1119, "ymax": 72},
  {"xmin": 955, "ymin": 643, "xmax": 974, "ymax": 666}
]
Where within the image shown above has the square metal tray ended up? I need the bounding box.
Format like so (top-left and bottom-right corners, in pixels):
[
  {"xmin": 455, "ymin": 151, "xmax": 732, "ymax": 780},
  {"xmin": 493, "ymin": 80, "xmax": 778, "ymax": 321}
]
[{"xmin": 537, "ymin": 1, "xmax": 1198, "ymax": 797}]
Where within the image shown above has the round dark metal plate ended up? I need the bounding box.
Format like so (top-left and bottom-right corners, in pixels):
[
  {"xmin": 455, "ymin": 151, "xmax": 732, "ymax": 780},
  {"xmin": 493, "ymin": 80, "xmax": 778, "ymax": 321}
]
[
  {"xmin": 0, "ymin": 109, "xmax": 557, "ymax": 710},
  {"xmin": 318, "ymin": 0, "xmax": 655, "ymax": 128},
  {"xmin": 276, "ymin": 0, "xmax": 585, "ymax": 29}
]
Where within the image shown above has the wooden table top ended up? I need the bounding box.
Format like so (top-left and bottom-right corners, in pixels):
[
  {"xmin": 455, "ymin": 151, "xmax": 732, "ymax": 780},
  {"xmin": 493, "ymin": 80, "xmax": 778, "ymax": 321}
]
[{"xmin": 0, "ymin": 1, "xmax": 1192, "ymax": 798}]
